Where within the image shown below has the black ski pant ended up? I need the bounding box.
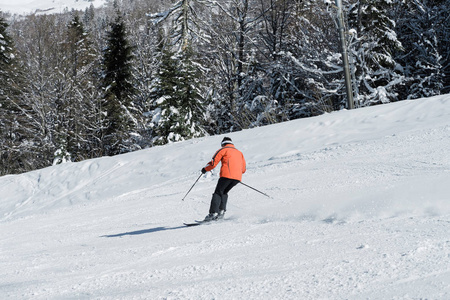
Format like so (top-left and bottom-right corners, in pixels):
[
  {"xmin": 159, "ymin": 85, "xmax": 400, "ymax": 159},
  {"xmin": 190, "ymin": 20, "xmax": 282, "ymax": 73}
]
[{"xmin": 209, "ymin": 177, "xmax": 240, "ymax": 214}]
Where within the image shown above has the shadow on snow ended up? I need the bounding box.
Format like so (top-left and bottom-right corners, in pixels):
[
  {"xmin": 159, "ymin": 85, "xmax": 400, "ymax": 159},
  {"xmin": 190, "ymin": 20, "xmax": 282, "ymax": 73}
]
[{"xmin": 101, "ymin": 225, "xmax": 186, "ymax": 238}]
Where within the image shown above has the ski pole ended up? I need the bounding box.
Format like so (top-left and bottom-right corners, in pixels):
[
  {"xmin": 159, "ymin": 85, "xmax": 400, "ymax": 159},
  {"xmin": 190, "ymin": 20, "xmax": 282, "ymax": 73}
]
[
  {"xmin": 182, "ymin": 173, "xmax": 203, "ymax": 201},
  {"xmin": 239, "ymin": 181, "xmax": 272, "ymax": 199}
]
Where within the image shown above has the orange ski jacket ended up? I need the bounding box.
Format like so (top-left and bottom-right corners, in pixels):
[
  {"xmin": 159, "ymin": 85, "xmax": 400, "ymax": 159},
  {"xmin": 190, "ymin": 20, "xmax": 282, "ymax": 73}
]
[{"xmin": 204, "ymin": 144, "xmax": 246, "ymax": 181}]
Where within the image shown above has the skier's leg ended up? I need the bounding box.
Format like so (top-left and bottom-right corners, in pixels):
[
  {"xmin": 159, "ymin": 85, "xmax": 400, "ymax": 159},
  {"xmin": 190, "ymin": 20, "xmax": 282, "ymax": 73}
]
[
  {"xmin": 223, "ymin": 179, "xmax": 239, "ymax": 194},
  {"xmin": 209, "ymin": 193, "xmax": 222, "ymax": 214},
  {"xmin": 209, "ymin": 178, "xmax": 228, "ymax": 214},
  {"xmin": 219, "ymin": 179, "xmax": 239, "ymax": 212},
  {"xmin": 219, "ymin": 194, "xmax": 228, "ymax": 212}
]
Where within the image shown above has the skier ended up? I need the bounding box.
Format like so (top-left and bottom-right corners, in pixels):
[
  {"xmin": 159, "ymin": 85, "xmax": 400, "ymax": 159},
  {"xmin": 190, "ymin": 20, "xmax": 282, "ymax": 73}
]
[{"xmin": 201, "ymin": 137, "xmax": 246, "ymax": 221}]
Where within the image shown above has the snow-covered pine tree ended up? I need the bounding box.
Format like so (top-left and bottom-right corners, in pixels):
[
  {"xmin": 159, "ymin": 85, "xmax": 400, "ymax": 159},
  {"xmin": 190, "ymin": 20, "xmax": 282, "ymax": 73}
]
[
  {"xmin": 0, "ymin": 13, "xmax": 43, "ymax": 174},
  {"xmin": 2, "ymin": 15, "xmax": 48, "ymax": 171},
  {"xmin": 150, "ymin": 46, "xmax": 205, "ymax": 144},
  {"xmin": 125, "ymin": 5, "xmax": 162, "ymax": 149},
  {"xmin": 348, "ymin": 0, "xmax": 405, "ymax": 106},
  {"xmin": 60, "ymin": 13, "xmax": 101, "ymax": 161},
  {"xmin": 66, "ymin": 14, "xmax": 95, "ymax": 79},
  {"xmin": 392, "ymin": 0, "xmax": 444, "ymax": 99},
  {"xmin": 0, "ymin": 13, "xmax": 15, "ymax": 103},
  {"xmin": 430, "ymin": 0, "xmax": 450, "ymax": 94},
  {"xmin": 439, "ymin": 0, "xmax": 450, "ymax": 93},
  {"xmin": 148, "ymin": 0, "xmax": 207, "ymax": 143},
  {"xmin": 0, "ymin": 12, "xmax": 21, "ymax": 175},
  {"xmin": 148, "ymin": 0, "xmax": 201, "ymax": 53},
  {"xmin": 100, "ymin": 12, "xmax": 137, "ymax": 155}
]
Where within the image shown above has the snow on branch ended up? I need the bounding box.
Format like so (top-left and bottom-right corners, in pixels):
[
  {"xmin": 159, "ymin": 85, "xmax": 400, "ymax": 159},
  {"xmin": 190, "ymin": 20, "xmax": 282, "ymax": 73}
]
[{"xmin": 147, "ymin": 1, "xmax": 182, "ymax": 25}]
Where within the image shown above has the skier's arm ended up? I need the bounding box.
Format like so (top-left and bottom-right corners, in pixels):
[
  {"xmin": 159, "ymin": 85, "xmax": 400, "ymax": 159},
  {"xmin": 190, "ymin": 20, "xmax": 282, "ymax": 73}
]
[{"xmin": 204, "ymin": 148, "xmax": 224, "ymax": 172}]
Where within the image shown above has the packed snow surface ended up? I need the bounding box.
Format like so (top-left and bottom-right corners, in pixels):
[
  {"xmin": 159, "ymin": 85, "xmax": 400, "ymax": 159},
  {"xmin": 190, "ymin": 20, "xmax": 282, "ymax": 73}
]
[
  {"xmin": 1, "ymin": 95, "xmax": 450, "ymax": 299},
  {"xmin": 0, "ymin": 0, "xmax": 105, "ymax": 15}
]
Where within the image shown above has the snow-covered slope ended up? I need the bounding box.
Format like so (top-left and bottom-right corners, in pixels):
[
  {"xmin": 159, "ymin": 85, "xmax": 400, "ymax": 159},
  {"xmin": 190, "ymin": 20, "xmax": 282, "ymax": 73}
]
[
  {"xmin": 1, "ymin": 95, "xmax": 449, "ymax": 299},
  {"xmin": 0, "ymin": 0, "xmax": 105, "ymax": 15}
]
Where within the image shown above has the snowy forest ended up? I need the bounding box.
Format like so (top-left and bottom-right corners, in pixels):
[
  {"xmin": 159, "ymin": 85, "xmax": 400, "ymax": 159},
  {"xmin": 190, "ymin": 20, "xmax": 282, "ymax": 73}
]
[{"xmin": 0, "ymin": 0, "xmax": 449, "ymax": 176}]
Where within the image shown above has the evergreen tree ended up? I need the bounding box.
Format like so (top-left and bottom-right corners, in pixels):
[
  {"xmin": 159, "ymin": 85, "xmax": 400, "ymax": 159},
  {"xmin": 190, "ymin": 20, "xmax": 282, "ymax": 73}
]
[
  {"xmin": 66, "ymin": 14, "xmax": 94, "ymax": 78},
  {"xmin": 149, "ymin": 0, "xmax": 202, "ymax": 52},
  {"xmin": 0, "ymin": 14, "xmax": 15, "ymax": 102},
  {"xmin": 0, "ymin": 13, "xmax": 36, "ymax": 174},
  {"xmin": 127, "ymin": 11, "xmax": 161, "ymax": 150},
  {"xmin": 150, "ymin": 47, "xmax": 205, "ymax": 144},
  {"xmin": 0, "ymin": 13, "xmax": 18, "ymax": 174},
  {"xmin": 393, "ymin": 0, "xmax": 444, "ymax": 99},
  {"xmin": 348, "ymin": 0, "xmax": 405, "ymax": 106},
  {"xmin": 100, "ymin": 12, "xmax": 136, "ymax": 155},
  {"xmin": 149, "ymin": 1, "xmax": 207, "ymax": 143},
  {"xmin": 433, "ymin": 0, "xmax": 450, "ymax": 94},
  {"xmin": 60, "ymin": 13, "xmax": 101, "ymax": 161}
]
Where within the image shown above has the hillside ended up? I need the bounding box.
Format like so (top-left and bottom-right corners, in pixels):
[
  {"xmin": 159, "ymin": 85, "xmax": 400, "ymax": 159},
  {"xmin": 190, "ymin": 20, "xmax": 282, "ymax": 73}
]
[
  {"xmin": 1, "ymin": 95, "xmax": 449, "ymax": 299},
  {"xmin": 0, "ymin": 0, "xmax": 105, "ymax": 15}
]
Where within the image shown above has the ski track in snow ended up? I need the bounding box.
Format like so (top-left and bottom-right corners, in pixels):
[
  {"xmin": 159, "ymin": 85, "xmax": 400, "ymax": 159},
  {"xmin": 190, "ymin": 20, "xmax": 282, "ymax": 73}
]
[{"xmin": 1, "ymin": 95, "xmax": 450, "ymax": 299}]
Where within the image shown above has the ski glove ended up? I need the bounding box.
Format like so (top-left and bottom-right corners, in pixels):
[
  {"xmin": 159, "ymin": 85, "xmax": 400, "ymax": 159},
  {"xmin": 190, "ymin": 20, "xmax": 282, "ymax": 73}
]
[{"xmin": 201, "ymin": 168, "xmax": 207, "ymax": 174}]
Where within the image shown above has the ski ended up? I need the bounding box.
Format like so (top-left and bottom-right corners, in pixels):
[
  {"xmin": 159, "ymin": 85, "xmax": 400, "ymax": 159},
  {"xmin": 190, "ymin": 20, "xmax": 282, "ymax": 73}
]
[
  {"xmin": 183, "ymin": 220, "xmax": 205, "ymax": 226},
  {"xmin": 183, "ymin": 218, "xmax": 225, "ymax": 227}
]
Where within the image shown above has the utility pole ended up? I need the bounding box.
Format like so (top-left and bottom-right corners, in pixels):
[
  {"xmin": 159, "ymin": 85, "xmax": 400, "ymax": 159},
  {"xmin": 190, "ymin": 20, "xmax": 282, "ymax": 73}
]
[{"xmin": 335, "ymin": 0, "xmax": 354, "ymax": 109}]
